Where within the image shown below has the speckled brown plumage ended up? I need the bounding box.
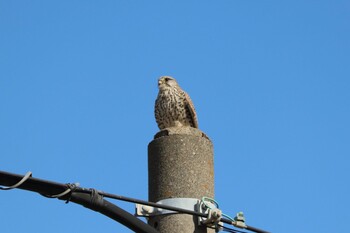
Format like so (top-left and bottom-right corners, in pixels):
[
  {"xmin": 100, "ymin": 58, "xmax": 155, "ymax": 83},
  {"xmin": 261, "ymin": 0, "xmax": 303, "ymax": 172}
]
[{"xmin": 155, "ymin": 76, "xmax": 198, "ymax": 130}]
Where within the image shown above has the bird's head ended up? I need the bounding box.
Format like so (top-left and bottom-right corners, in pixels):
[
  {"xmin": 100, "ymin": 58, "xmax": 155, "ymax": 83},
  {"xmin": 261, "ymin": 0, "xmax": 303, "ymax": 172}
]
[{"xmin": 158, "ymin": 76, "xmax": 178, "ymax": 90}]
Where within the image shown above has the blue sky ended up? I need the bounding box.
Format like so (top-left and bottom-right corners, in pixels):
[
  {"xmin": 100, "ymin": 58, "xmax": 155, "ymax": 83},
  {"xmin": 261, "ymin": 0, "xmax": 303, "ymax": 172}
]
[{"xmin": 1, "ymin": 1, "xmax": 349, "ymax": 232}]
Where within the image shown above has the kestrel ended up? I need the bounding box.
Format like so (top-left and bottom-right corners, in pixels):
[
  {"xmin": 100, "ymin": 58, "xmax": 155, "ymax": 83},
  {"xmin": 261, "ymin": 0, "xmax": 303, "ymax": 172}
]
[{"xmin": 155, "ymin": 76, "xmax": 198, "ymax": 130}]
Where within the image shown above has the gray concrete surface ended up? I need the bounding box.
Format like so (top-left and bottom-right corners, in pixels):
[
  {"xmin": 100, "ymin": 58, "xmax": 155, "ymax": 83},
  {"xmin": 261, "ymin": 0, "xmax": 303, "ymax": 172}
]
[{"xmin": 148, "ymin": 127, "xmax": 215, "ymax": 233}]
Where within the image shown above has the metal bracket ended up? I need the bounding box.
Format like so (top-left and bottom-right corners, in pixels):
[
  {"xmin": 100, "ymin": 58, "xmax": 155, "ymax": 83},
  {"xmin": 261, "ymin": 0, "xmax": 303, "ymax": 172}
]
[
  {"xmin": 135, "ymin": 198, "xmax": 199, "ymax": 217},
  {"xmin": 197, "ymin": 198, "xmax": 222, "ymax": 230},
  {"xmin": 200, "ymin": 208, "xmax": 222, "ymax": 225}
]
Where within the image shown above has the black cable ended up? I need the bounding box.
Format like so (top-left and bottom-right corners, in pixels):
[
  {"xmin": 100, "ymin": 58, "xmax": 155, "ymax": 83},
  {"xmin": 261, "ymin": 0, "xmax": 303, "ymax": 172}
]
[
  {"xmin": 86, "ymin": 190, "xmax": 271, "ymax": 233},
  {"xmin": 74, "ymin": 187, "xmax": 209, "ymax": 218},
  {"xmin": 0, "ymin": 170, "xmax": 159, "ymax": 233},
  {"xmin": 69, "ymin": 191, "xmax": 159, "ymax": 233},
  {"xmin": 222, "ymin": 225, "xmax": 248, "ymax": 233},
  {"xmin": 0, "ymin": 171, "xmax": 32, "ymax": 190},
  {"xmin": 0, "ymin": 170, "xmax": 270, "ymax": 233},
  {"xmin": 208, "ymin": 225, "xmax": 248, "ymax": 233}
]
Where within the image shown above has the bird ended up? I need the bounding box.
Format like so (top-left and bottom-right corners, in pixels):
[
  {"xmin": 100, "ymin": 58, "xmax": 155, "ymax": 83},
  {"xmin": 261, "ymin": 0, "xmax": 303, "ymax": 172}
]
[{"xmin": 155, "ymin": 76, "xmax": 198, "ymax": 130}]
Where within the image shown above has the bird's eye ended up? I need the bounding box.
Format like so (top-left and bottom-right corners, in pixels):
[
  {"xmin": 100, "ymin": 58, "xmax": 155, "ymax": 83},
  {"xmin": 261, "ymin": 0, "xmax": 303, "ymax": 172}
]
[{"xmin": 164, "ymin": 77, "xmax": 170, "ymax": 82}]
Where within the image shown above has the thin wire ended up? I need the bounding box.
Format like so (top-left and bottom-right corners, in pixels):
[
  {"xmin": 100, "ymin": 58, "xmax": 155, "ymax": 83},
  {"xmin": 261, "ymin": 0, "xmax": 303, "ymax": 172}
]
[
  {"xmin": 223, "ymin": 213, "xmax": 235, "ymax": 222},
  {"xmin": 201, "ymin": 196, "xmax": 236, "ymax": 224},
  {"xmin": 0, "ymin": 171, "xmax": 268, "ymax": 233},
  {"xmin": 95, "ymin": 191, "xmax": 239, "ymax": 227},
  {"xmin": 95, "ymin": 189, "xmax": 208, "ymax": 217},
  {"xmin": 208, "ymin": 225, "xmax": 248, "ymax": 233},
  {"xmin": 222, "ymin": 225, "xmax": 248, "ymax": 233},
  {"xmin": 0, "ymin": 171, "xmax": 32, "ymax": 190},
  {"xmin": 41, "ymin": 183, "xmax": 80, "ymax": 204}
]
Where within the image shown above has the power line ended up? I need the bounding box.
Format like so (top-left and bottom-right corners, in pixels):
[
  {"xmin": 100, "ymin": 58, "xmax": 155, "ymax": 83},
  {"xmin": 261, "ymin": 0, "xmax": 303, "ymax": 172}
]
[
  {"xmin": 0, "ymin": 170, "xmax": 270, "ymax": 233},
  {"xmin": 0, "ymin": 170, "xmax": 159, "ymax": 233}
]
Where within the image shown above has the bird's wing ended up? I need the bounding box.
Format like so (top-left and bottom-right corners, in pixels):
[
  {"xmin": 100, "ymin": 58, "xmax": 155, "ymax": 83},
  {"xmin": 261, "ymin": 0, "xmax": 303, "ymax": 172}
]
[{"xmin": 184, "ymin": 92, "xmax": 199, "ymax": 128}]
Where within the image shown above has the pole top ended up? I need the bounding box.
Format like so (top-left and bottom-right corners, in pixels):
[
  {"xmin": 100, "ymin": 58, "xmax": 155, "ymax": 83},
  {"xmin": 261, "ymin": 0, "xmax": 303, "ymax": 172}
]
[{"xmin": 153, "ymin": 127, "xmax": 210, "ymax": 140}]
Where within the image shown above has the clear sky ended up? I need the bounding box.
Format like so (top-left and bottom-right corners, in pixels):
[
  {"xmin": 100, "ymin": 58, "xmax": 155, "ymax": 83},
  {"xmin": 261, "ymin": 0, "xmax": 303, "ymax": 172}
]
[{"xmin": 1, "ymin": 1, "xmax": 349, "ymax": 233}]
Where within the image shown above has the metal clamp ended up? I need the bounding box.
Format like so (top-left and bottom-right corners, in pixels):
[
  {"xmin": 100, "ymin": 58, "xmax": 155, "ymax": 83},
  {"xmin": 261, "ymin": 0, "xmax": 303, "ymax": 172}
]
[
  {"xmin": 198, "ymin": 197, "xmax": 222, "ymax": 229},
  {"xmin": 136, "ymin": 198, "xmax": 198, "ymax": 217},
  {"xmin": 201, "ymin": 208, "xmax": 222, "ymax": 225}
]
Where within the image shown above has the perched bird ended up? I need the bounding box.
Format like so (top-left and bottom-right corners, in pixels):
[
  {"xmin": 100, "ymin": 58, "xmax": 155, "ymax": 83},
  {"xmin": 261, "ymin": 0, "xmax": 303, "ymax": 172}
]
[{"xmin": 155, "ymin": 76, "xmax": 198, "ymax": 130}]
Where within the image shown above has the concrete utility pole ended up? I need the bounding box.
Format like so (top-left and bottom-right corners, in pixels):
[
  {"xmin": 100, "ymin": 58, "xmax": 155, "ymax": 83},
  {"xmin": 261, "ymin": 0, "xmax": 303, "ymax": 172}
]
[{"xmin": 148, "ymin": 127, "xmax": 215, "ymax": 233}]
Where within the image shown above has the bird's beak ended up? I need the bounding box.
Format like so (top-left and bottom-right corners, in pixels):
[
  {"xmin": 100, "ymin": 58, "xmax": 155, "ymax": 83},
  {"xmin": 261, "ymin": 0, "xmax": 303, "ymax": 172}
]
[{"xmin": 158, "ymin": 80, "xmax": 162, "ymax": 86}]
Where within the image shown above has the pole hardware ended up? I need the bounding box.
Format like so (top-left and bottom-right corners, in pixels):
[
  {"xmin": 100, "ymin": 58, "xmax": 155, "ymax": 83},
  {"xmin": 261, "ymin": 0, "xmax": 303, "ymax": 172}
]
[
  {"xmin": 136, "ymin": 198, "xmax": 199, "ymax": 217},
  {"xmin": 1, "ymin": 170, "xmax": 270, "ymax": 233},
  {"xmin": 198, "ymin": 197, "xmax": 223, "ymax": 230},
  {"xmin": 232, "ymin": 212, "xmax": 247, "ymax": 229}
]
